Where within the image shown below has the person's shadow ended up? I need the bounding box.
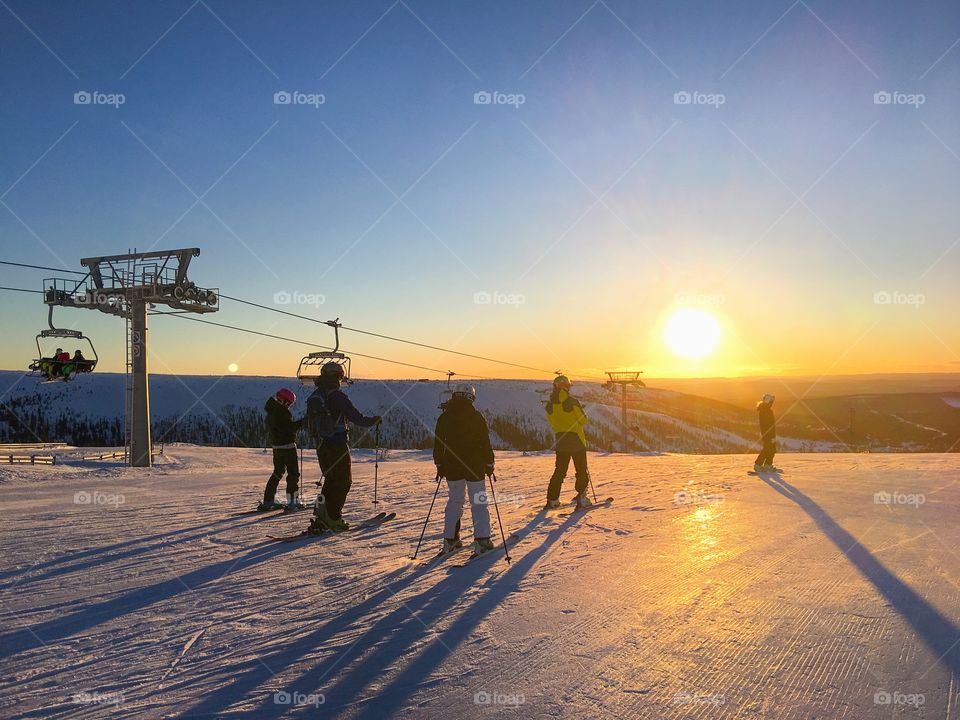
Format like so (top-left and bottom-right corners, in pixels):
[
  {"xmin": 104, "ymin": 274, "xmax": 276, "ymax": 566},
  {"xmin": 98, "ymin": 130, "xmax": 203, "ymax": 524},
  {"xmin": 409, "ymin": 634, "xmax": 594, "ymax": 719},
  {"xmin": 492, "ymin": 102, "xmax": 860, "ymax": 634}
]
[
  {"xmin": 0, "ymin": 514, "xmax": 264, "ymax": 590},
  {"xmin": 183, "ymin": 509, "xmax": 584, "ymax": 718},
  {"xmin": 760, "ymin": 473, "xmax": 960, "ymax": 675},
  {"xmin": 0, "ymin": 538, "xmax": 302, "ymax": 657}
]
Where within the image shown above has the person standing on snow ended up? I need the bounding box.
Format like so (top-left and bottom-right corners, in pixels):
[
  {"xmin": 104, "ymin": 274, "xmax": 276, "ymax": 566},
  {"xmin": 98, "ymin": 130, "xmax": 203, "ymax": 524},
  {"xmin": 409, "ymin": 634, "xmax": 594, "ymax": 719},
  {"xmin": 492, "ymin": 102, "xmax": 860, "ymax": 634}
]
[
  {"xmin": 545, "ymin": 374, "xmax": 592, "ymax": 509},
  {"xmin": 433, "ymin": 384, "xmax": 496, "ymax": 556},
  {"xmin": 259, "ymin": 388, "xmax": 303, "ymax": 511},
  {"xmin": 754, "ymin": 393, "xmax": 779, "ymax": 472},
  {"xmin": 305, "ymin": 363, "xmax": 381, "ymax": 532}
]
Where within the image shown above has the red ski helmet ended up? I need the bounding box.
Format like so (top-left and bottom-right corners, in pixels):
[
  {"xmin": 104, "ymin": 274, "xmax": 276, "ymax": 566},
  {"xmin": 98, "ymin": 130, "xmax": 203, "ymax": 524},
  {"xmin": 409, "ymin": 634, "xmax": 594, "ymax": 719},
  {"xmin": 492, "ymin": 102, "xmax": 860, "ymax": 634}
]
[{"xmin": 276, "ymin": 388, "xmax": 296, "ymax": 405}]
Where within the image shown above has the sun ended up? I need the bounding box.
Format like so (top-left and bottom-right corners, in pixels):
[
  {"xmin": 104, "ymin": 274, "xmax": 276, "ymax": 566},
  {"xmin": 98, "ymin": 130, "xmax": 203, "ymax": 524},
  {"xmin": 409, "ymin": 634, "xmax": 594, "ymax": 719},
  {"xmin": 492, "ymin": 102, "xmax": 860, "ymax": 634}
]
[{"xmin": 664, "ymin": 308, "xmax": 722, "ymax": 360}]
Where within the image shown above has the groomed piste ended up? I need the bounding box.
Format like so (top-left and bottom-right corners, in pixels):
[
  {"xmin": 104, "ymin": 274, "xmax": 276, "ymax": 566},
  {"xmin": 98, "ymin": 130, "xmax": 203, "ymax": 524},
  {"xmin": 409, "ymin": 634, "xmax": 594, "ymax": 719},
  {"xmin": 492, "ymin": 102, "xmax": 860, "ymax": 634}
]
[{"xmin": 1, "ymin": 445, "xmax": 957, "ymax": 718}]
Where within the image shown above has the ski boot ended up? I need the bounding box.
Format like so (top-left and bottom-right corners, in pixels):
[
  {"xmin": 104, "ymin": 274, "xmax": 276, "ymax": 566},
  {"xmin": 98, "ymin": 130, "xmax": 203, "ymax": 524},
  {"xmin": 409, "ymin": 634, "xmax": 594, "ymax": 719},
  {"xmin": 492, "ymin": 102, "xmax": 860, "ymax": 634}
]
[
  {"xmin": 575, "ymin": 491, "xmax": 593, "ymax": 509},
  {"xmin": 473, "ymin": 537, "xmax": 495, "ymax": 555},
  {"xmin": 440, "ymin": 537, "xmax": 464, "ymax": 555},
  {"xmin": 283, "ymin": 493, "xmax": 305, "ymax": 513},
  {"xmin": 762, "ymin": 464, "xmax": 781, "ymax": 473},
  {"xmin": 257, "ymin": 499, "xmax": 283, "ymax": 512},
  {"xmin": 324, "ymin": 516, "xmax": 350, "ymax": 532},
  {"xmin": 545, "ymin": 498, "xmax": 561, "ymax": 510},
  {"xmin": 753, "ymin": 462, "xmax": 764, "ymax": 472},
  {"xmin": 311, "ymin": 507, "xmax": 349, "ymax": 532}
]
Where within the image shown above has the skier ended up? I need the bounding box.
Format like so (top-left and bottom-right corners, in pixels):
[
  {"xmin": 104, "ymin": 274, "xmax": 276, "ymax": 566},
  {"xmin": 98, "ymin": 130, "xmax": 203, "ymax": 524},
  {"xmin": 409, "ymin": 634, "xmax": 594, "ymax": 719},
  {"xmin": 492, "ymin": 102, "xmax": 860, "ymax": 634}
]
[
  {"xmin": 545, "ymin": 375, "xmax": 592, "ymax": 509},
  {"xmin": 433, "ymin": 384, "xmax": 496, "ymax": 556},
  {"xmin": 305, "ymin": 363, "xmax": 381, "ymax": 532},
  {"xmin": 258, "ymin": 388, "xmax": 303, "ymax": 511},
  {"xmin": 754, "ymin": 393, "xmax": 778, "ymax": 472}
]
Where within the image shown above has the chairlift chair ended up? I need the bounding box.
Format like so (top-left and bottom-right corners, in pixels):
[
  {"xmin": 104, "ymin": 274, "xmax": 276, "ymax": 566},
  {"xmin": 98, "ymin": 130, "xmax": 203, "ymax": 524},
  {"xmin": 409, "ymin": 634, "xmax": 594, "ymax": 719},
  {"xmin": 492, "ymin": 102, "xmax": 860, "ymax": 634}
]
[
  {"xmin": 28, "ymin": 307, "xmax": 98, "ymax": 381},
  {"xmin": 296, "ymin": 319, "xmax": 352, "ymax": 385},
  {"xmin": 438, "ymin": 371, "xmax": 456, "ymax": 409}
]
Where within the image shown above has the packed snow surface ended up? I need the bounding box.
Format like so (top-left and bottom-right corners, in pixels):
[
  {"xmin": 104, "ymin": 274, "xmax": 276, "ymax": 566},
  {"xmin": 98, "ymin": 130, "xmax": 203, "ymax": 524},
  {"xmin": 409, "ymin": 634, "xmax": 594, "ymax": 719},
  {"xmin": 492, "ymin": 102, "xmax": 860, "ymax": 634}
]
[{"xmin": 2, "ymin": 446, "xmax": 959, "ymax": 718}]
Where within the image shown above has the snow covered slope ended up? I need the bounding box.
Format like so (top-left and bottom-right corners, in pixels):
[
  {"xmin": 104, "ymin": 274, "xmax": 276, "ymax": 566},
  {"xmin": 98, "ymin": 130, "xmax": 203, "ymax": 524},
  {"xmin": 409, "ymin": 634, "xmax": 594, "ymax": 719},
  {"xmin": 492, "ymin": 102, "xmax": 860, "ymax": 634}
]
[
  {"xmin": 0, "ymin": 371, "xmax": 764, "ymax": 453},
  {"xmin": 1, "ymin": 447, "xmax": 959, "ymax": 718}
]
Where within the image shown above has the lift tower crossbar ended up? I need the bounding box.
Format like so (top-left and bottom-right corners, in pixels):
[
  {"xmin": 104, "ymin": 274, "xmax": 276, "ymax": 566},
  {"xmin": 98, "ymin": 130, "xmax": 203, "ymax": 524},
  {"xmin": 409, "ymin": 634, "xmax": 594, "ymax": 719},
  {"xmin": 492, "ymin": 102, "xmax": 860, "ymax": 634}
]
[
  {"xmin": 43, "ymin": 248, "xmax": 219, "ymax": 467},
  {"xmin": 604, "ymin": 371, "xmax": 646, "ymax": 453}
]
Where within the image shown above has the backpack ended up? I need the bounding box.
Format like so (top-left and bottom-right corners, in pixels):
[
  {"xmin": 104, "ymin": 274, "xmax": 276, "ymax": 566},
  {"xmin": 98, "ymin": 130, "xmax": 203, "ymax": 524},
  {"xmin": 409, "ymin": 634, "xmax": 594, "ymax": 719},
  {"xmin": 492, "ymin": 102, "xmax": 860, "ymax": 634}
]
[{"xmin": 306, "ymin": 387, "xmax": 339, "ymax": 441}]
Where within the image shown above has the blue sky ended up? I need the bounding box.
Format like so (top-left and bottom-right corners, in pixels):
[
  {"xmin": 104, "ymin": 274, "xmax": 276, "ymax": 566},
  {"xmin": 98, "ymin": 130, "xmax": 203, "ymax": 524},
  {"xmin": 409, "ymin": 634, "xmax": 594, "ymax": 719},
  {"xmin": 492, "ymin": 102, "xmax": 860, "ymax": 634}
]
[{"xmin": 1, "ymin": 0, "xmax": 959, "ymax": 379}]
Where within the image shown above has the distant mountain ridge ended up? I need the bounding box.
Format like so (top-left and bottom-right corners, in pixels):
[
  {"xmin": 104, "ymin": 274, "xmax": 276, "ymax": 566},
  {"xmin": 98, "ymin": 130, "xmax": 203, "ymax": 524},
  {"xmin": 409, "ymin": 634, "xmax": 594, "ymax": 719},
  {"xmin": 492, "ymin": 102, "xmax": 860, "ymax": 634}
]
[{"xmin": 1, "ymin": 371, "xmax": 958, "ymax": 452}]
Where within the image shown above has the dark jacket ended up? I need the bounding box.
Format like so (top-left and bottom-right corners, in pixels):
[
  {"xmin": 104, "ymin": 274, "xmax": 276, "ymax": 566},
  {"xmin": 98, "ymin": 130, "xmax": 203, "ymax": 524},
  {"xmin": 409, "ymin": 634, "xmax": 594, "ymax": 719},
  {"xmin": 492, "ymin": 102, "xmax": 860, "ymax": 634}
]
[
  {"xmin": 265, "ymin": 396, "xmax": 302, "ymax": 447},
  {"xmin": 433, "ymin": 398, "xmax": 494, "ymax": 481},
  {"xmin": 757, "ymin": 403, "xmax": 776, "ymax": 441},
  {"xmin": 307, "ymin": 380, "xmax": 378, "ymax": 446}
]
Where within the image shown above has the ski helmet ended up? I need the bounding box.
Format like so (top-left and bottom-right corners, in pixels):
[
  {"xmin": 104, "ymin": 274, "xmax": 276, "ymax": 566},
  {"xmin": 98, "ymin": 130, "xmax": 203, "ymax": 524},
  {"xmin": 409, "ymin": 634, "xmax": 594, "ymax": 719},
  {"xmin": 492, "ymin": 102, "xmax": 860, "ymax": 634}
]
[
  {"xmin": 452, "ymin": 383, "xmax": 476, "ymax": 402},
  {"xmin": 762, "ymin": 393, "xmax": 775, "ymax": 404},
  {"xmin": 276, "ymin": 388, "xmax": 296, "ymax": 405},
  {"xmin": 320, "ymin": 362, "xmax": 346, "ymax": 379},
  {"xmin": 553, "ymin": 374, "xmax": 571, "ymax": 389}
]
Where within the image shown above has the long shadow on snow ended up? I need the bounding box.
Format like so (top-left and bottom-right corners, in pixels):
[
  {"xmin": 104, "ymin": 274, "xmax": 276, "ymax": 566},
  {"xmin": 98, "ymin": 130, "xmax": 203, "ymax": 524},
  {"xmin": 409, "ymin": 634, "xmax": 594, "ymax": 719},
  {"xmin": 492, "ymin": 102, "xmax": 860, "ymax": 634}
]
[
  {"xmin": 0, "ymin": 538, "xmax": 300, "ymax": 657},
  {"xmin": 0, "ymin": 514, "xmax": 267, "ymax": 590},
  {"xmin": 182, "ymin": 510, "xmax": 575, "ymax": 719},
  {"xmin": 761, "ymin": 474, "xmax": 960, "ymax": 675},
  {"xmin": 282, "ymin": 511, "xmax": 583, "ymax": 719}
]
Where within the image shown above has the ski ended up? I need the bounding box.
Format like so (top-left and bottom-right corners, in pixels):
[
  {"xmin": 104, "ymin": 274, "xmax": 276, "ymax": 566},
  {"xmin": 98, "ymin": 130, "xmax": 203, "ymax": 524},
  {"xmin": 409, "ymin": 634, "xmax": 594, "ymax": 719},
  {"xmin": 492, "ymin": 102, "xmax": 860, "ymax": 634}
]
[
  {"xmin": 266, "ymin": 512, "xmax": 394, "ymax": 542},
  {"xmin": 748, "ymin": 469, "xmax": 783, "ymax": 476},
  {"xmin": 234, "ymin": 503, "xmax": 313, "ymax": 517},
  {"xmin": 452, "ymin": 534, "xmax": 520, "ymax": 568},
  {"xmin": 417, "ymin": 543, "xmax": 470, "ymax": 567},
  {"xmin": 558, "ymin": 497, "xmax": 614, "ymax": 517}
]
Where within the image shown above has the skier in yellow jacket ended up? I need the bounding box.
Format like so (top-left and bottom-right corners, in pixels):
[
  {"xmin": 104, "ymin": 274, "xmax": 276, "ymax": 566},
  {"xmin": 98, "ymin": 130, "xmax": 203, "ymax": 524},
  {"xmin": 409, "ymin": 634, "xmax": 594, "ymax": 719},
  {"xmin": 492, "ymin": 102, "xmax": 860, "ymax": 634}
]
[{"xmin": 545, "ymin": 375, "xmax": 592, "ymax": 508}]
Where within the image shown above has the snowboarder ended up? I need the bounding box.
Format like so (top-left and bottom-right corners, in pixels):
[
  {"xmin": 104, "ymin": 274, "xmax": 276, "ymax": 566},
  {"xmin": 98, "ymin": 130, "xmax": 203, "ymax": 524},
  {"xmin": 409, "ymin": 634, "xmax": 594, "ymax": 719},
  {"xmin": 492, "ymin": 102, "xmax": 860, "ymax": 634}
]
[
  {"xmin": 754, "ymin": 393, "xmax": 778, "ymax": 472},
  {"xmin": 305, "ymin": 363, "xmax": 381, "ymax": 532},
  {"xmin": 545, "ymin": 375, "xmax": 592, "ymax": 509},
  {"xmin": 433, "ymin": 384, "xmax": 496, "ymax": 556},
  {"xmin": 259, "ymin": 388, "xmax": 303, "ymax": 511}
]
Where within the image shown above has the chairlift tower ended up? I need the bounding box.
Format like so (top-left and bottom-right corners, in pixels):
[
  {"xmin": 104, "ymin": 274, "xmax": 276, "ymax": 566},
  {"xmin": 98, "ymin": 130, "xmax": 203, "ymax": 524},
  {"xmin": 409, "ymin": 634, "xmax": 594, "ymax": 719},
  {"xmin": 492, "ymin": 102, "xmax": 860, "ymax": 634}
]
[
  {"xmin": 604, "ymin": 370, "xmax": 645, "ymax": 453},
  {"xmin": 43, "ymin": 248, "xmax": 219, "ymax": 467}
]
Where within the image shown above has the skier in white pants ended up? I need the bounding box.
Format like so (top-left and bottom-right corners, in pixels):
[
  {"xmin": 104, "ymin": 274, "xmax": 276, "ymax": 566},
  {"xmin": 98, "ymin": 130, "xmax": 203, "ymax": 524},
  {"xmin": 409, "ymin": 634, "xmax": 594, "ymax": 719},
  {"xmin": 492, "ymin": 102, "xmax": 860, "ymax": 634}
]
[{"xmin": 433, "ymin": 384, "xmax": 496, "ymax": 556}]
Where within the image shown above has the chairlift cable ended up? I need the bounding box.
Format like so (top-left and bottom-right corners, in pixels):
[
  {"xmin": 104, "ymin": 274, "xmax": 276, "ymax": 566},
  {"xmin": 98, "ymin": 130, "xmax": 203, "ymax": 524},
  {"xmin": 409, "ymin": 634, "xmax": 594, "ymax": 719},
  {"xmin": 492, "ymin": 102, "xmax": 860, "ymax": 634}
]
[{"xmin": 150, "ymin": 310, "xmax": 501, "ymax": 379}]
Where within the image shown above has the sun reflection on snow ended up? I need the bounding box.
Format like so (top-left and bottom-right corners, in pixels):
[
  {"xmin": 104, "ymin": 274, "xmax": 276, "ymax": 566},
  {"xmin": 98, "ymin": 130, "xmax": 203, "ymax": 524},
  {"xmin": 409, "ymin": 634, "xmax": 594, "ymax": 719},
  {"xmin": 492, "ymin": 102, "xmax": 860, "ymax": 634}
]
[{"xmin": 680, "ymin": 503, "xmax": 722, "ymax": 563}]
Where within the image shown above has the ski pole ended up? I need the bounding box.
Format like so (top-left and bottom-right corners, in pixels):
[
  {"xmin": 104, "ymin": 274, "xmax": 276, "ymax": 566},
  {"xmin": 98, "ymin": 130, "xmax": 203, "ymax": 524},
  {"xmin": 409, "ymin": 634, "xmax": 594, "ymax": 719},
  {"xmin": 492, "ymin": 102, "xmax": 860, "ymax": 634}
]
[
  {"xmin": 587, "ymin": 471, "xmax": 598, "ymax": 504},
  {"xmin": 488, "ymin": 472, "xmax": 512, "ymax": 563},
  {"xmin": 372, "ymin": 423, "xmax": 380, "ymax": 509},
  {"xmin": 412, "ymin": 472, "xmax": 442, "ymax": 560},
  {"xmin": 298, "ymin": 431, "xmax": 305, "ymax": 507}
]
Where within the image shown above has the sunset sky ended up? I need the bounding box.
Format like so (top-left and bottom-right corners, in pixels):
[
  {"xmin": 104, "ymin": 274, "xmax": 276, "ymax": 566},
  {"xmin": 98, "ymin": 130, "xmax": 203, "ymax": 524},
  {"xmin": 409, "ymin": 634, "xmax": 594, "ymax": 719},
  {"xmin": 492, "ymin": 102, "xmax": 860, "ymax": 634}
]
[{"xmin": 1, "ymin": 1, "xmax": 959, "ymax": 380}]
